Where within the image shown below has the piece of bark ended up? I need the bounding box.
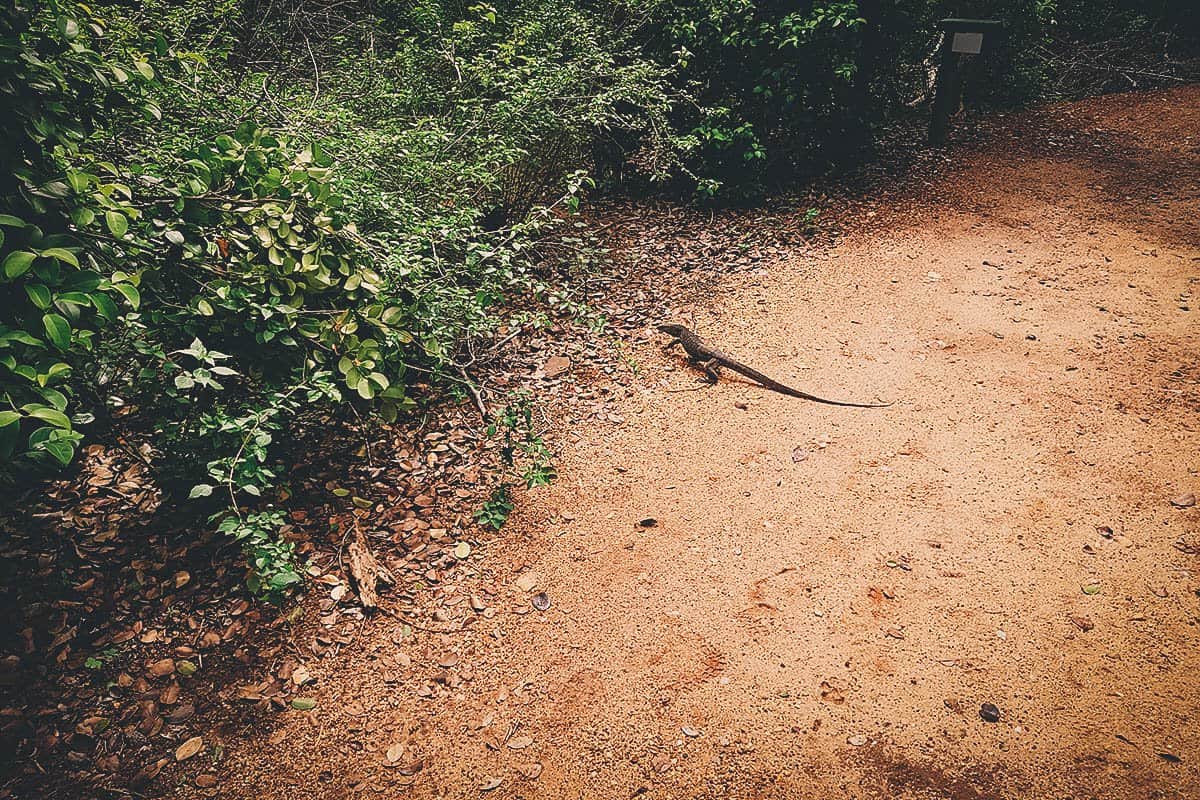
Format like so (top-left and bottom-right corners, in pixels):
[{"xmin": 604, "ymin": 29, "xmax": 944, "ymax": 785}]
[{"xmin": 347, "ymin": 530, "xmax": 395, "ymax": 609}]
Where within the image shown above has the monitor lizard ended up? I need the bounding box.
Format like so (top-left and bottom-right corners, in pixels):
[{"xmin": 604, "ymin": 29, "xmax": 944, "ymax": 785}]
[{"xmin": 657, "ymin": 323, "xmax": 891, "ymax": 408}]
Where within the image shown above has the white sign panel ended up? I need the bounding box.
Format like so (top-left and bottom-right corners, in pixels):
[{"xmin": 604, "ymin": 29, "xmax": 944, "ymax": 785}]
[{"xmin": 951, "ymin": 32, "xmax": 984, "ymax": 54}]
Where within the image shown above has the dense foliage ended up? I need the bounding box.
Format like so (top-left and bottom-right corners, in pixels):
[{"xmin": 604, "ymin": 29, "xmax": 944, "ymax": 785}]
[{"xmin": 2, "ymin": 0, "xmax": 1194, "ymax": 596}]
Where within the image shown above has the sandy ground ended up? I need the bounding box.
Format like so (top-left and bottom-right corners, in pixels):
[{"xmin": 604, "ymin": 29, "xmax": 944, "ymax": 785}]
[{"xmin": 217, "ymin": 87, "xmax": 1200, "ymax": 799}]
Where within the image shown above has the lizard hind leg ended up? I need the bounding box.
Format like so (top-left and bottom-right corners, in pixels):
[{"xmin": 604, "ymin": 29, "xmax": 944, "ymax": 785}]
[{"xmin": 701, "ymin": 358, "xmax": 722, "ymax": 384}]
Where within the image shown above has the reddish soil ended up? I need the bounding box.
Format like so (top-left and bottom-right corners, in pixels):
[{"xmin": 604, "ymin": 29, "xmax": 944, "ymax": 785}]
[{"xmin": 202, "ymin": 86, "xmax": 1200, "ymax": 798}]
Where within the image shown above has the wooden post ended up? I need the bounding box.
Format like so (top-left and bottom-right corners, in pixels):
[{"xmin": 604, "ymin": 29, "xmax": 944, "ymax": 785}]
[
  {"xmin": 928, "ymin": 19, "xmax": 1004, "ymax": 146},
  {"xmin": 928, "ymin": 31, "xmax": 960, "ymax": 146}
]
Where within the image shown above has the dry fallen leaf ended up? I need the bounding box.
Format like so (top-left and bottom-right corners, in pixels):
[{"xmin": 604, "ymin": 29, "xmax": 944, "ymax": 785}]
[
  {"xmin": 292, "ymin": 665, "xmax": 314, "ymax": 686},
  {"xmin": 175, "ymin": 736, "xmax": 204, "ymax": 762},
  {"xmin": 506, "ymin": 735, "xmax": 534, "ymax": 750},
  {"xmin": 542, "ymin": 355, "xmax": 571, "ymax": 379},
  {"xmin": 148, "ymin": 658, "xmax": 175, "ymax": 677}
]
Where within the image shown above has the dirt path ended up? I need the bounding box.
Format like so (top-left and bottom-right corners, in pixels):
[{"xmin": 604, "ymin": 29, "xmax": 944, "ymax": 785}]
[{"xmin": 221, "ymin": 87, "xmax": 1200, "ymax": 799}]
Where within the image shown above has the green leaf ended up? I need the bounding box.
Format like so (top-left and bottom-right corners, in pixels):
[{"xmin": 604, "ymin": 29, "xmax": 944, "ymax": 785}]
[
  {"xmin": 65, "ymin": 170, "xmax": 90, "ymax": 193},
  {"xmin": 57, "ymin": 16, "xmax": 80, "ymax": 39},
  {"xmin": 43, "ymin": 437, "xmax": 76, "ymax": 465},
  {"xmin": 290, "ymin": 698, "xmax": 317, "ymax": 711},
  {"xmin": 63, "ymin": 270, "xmax": 102, "ymax": 291},
  {"xmin": 44, "ymin": 362, "xmax": 71, "ymax": 381},
  {"xmin": 134, "ymin": 61, "xmax": 155, "ymax": 80},
  {"xmin": 25, "ymin": 284, "xmax": 51, "ymax": 309},
  {"xmin": 113, "ymin": 282, "xmax": 140, "ymax": 309},
  {"xmin": 270, "ymin": 571, "xmax": 301, "ymax": 589},
  {"xmin": 42, "ymin": 313, "xmax": 71, "ymax": 350},
  {"xmin": 0, "ymin": 410, "xmax": 20, "ymax": 428},
  {"xmin": 0, "ymin": 330, "xmax": 43, "ymax": 347},
  {"xmin": 90, "ymin": 292, "xmax": 118, "ymax": 321},
  {"xmin": 3, "ymin": 251, "xmax": 37, "ymax": 279},
  {"xmin": 188, "ymin": 484, "xmax": 214, "ymax": 499},
  {"xmin": 0, "ymin": 214, "xmax": 25, "ymax": 227},
  {"xmin": 55, "ymin": 291, "xmax": 91, "ymax": 307},
  {"xmin": 37, "ymin": 386, "xmax": 68, "ymax": 410},
  {"xmin": 24, "ymin": 405, "xmax": 71, "ymax": 429},
  {"xmin": 105, "ymin": 211, "xmax": 128, "ymax": 237},
  {"xmin": 40, "ymin": 247, "xmax": 79, "ymax": 267}
]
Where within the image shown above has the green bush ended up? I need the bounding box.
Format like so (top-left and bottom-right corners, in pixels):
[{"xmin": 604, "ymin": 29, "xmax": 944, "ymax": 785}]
[
  {"xmin": 0, "ymin": 1, "xmax": 154, "ymax": 466},
  {"xmin": 1, "ymin": 3, "xmax": 413, "ymax": 596}
]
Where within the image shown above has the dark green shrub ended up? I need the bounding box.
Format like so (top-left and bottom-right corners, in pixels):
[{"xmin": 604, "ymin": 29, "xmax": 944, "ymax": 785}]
[{"xmin": 1, "ymin": 3, "xmax": 413, "ymax": 597}]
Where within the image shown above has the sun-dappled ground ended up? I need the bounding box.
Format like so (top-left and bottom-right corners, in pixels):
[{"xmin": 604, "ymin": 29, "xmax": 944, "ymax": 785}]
[{"xmin": 208, "ymin": 86, "xmax": 1200, "ymax": 798}]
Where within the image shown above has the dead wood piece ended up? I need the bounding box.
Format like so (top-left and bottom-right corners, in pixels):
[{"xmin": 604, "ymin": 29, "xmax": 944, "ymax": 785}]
[{"xmin": 347, "ymin": 530, "xmax": 395, "ymax": 609}]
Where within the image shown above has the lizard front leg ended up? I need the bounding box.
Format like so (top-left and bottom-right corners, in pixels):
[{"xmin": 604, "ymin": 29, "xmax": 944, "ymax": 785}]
[{"xmin": 662, "ymin": 337, "xmax": 682, "ymax": 354}]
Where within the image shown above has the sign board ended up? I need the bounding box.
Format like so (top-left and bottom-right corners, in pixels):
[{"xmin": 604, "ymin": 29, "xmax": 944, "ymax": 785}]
[{"xmin": 951, "ymin": 32, "xmax": 983, "ymax": 54}]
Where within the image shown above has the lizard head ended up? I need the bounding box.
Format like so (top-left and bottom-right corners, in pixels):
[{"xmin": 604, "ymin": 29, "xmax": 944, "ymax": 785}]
[{"xmin": 656, "ymin": 323, "xmax": 686, "ymax": 336}]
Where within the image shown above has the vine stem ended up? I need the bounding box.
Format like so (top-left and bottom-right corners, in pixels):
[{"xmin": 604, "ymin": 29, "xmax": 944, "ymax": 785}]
[{"xmin": 225, "ymin": 380, "xmax": 305, "ymax": 517}]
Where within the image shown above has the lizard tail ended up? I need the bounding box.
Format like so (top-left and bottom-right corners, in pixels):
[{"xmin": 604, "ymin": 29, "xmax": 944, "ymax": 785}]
[{"xmin": 724, "ymin": 361, "xmax": 892, "ymax": 408}]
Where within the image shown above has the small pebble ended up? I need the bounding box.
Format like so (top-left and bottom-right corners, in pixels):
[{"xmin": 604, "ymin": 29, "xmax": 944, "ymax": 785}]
[{"xmin": 980, "ymin": 703, "xmax": 1001, "ymax": 723}]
